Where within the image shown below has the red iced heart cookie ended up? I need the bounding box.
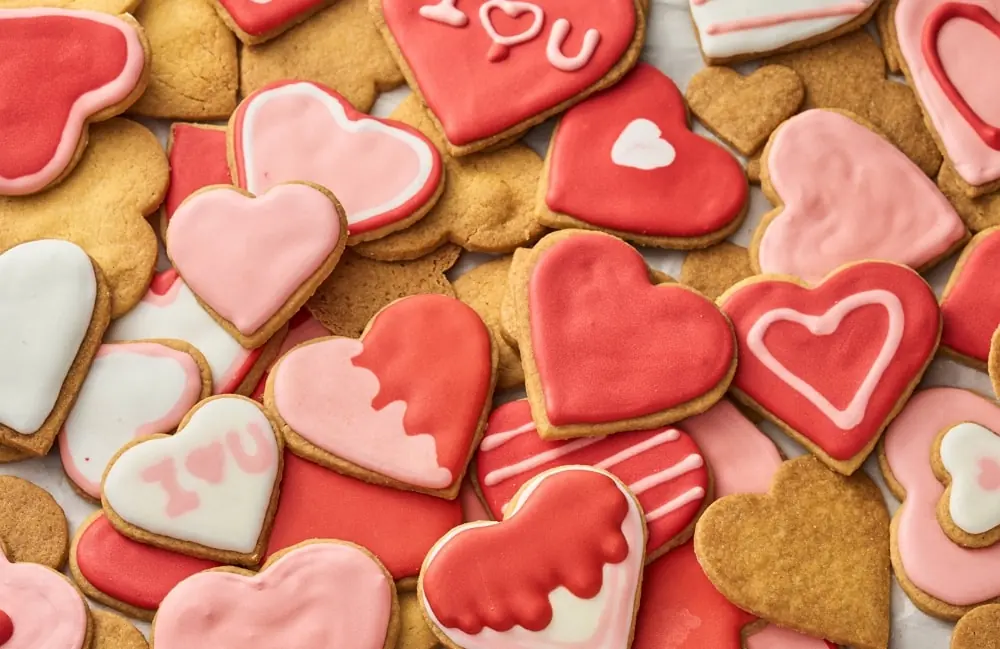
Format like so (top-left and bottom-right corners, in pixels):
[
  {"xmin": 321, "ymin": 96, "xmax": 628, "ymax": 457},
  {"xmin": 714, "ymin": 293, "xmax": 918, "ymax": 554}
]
[
  {"xmin": 213, "ymin": 0, "xmax": 334, "ymax": 43},
  {"xmin": 164, "ymin": 124, "xmax": 230, "ymax": 221},
  {"xmin": 509, "ymin": 230, "xmax": 736, "ymax": 439},
  {"xmin": 719, "ymin": 260, "xmax": 940, "ymax": 475},
  {"xmin": 421, "ymin": 466, "xmax": 645, "ymax": 649},
  {"xmin": 477, "ymin": 399, "xmax": 710, "ymax": 560},
  {"xmin": 374, "ymin": 0, "xmax": 645, "ymax": 155},
  {"xmin": 940, "ymin": 227, "xmax": 1000, "ymax": 367},
  {"xmin": 231, "ymin": 81, "xmax": 444, "ymax": 242},
  {"xmin": 543, "ymin": 63, "xmax": 748, "ymax": 247},
  {"xmin": 0, "ymin": 8, "xmax": 147, "ymax": 196},
  {"xmin": 267, "ymin": 294, "xmax": 494, "ymax": 498}
]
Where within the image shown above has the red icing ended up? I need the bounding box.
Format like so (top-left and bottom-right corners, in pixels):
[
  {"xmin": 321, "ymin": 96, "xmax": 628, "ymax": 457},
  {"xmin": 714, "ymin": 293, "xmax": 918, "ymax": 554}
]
[
  {"xmin": 477, "ymin": 399, "xmax": 708, "ymax": 554},
  {"xmin": 149, "ymin": 268, "xmax": 180, "ymax": 296},
  {"xmin": 216, "ymin": 0, "xmax": 329, "ymax": 37},
  {"xmin": 0, "ymin": 14, "xmax": 132, "ymax": 179},
  {"xmin": 73, "ymin": 514, "xmax": 220, "ymax": 612},
  {"xmin": 719, "ymin": 261, "xmax": 940, "ymax": 461},
  {"xmin": 165, "ymin": 124, "xmax": 230, "ymax": 219},
  {"xmin": 941, "ymin": 229, "xmax": 1000, "ymax": 363},
  {"xmin": 546, "ymin": 63, "xmax": 747, "ymax": 238},
  {"xmin": 266, "ymin": 453, "xmax": 462, "ymax": 580},
  {"xmin": 923, "ymin": 3, "xmax": 1000, "ymax": 150},
  {"xmin": 380, "ymin": 0, "xmax": 638, "ymax": 146},
  {"xmin": 351, "ymin": 294, "xmax": 493, "ymax": 474},
  {"xmin": 528, "ymin": 233, "xmax": 734, "ymax": 426},
  {"xmin": 423, "ymin": 470, "xmax": 630, "ymax": 634},
  {"xmin": 0, "ymin": 610, "xmax": 12, "ymax": 645}
]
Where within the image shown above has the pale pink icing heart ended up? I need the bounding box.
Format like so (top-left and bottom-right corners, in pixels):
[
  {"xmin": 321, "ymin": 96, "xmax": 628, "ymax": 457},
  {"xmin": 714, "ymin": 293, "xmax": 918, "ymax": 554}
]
[
  {"xmin": 153, "ymin": 542, "xmax": 393, "ymax": 649},
  {"xmin": 166, "ymin": 183, "xmax": 342, "ymax": 336},
  {"xmin": 938, "ymin": 16, "xmax": 1000, "ymax": 129},
  {"xmin": 0, "ymin": 548, "xmax": 88, "ymax": 649},
  {"xmin": 757, "ymin": 110, "xmax": 965, "ymax": 283},
  {"xmin": 978, "ymin": 457, "xmax": 1000, "ymax": 491},
  {"xmin": 186, "ymin": 441, "xmax": 226, "ymax": 485}
]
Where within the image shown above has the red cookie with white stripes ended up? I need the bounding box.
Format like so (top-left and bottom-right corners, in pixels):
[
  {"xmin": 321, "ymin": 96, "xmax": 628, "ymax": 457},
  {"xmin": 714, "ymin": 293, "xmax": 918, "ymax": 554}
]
[{"xmin": 476, "ymin": 399, "xmax": 710, "ymax": 561}]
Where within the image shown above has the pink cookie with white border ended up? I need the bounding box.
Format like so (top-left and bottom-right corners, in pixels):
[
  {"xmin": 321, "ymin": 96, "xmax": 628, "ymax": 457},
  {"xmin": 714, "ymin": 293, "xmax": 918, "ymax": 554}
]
[
  {"xmin": 932, "ymin": 422, "xmax": 1000, "ymax": 548},
  {"xmin": 211, "ymin": 0, "xmax": 336, "ymax": 44},
  {"xmin": 372, "ymin": 0, "xmax": 647, "ymax": 156},
  {"xmin": 419, "ymin": 465, "xmax": 646, "ymax": 649},
  {"xmin": 230, "ymin": 81, "xmax": 444, "ymax": 243}
]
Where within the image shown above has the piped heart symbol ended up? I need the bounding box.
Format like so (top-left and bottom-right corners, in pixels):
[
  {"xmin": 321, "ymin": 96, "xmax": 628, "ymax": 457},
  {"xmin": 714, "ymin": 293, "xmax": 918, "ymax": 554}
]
[
  {"xmin": 186, "ymin": 441, "xmax": 226, "ymax": 484},
  {"xmin": 978, "ymin": 457, "xmax": 1000, "ymax": 491},
  {"xmin": 479, "ymin": 0, "xmax": 544, "ymax": 61},
  {"xmin": 612, "ymin": 119, "xmax": 676, "ymax": 170}
]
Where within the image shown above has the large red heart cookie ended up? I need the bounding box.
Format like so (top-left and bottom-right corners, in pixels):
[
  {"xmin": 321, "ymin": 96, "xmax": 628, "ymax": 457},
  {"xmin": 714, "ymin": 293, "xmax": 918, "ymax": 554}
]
[
  {"xmin": 420, "ymin": 466, "xmax": 645, "ymax": 649},
  {"xmin": 509, "ymin": 230, "xmax": 736, "ymax": 439},
  {"xmin": 719, "ymin": 260, "xmax": 940, "ymax": 474},
  {"xmin": 0, "ymin": 8, "xmax": 147, "ymax": 196},
  {"xmin": 940, "ymin": 227, "xmax": 1000, "ymax": 367},
  {"xmin": 213, "ymin": 0, "xmax": 333, "ymax": 43},
  {"xmin": 543, "ymin": 63, "xmax": 748, "ymax": 247},
  {"xmin": 267, "ymin": 294, "xmax": 494, "ymax": 498},
  {"xmin": 374, "ymin": 0, "xmax": 644, "ymax": 155}
]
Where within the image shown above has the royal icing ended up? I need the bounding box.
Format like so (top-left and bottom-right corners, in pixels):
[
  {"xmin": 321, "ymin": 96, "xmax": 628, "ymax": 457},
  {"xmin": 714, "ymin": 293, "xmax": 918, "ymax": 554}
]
[
  {"xmin": 689, "ymin": 0, "xmax": 875, "ymax": 60},
  {"xmin": 527, "ymin": 233, "xmax": 734, "ymax": 427},
  {"xmin": 103, "ymin": 396, "xmax": 280, "ymax": 554},
  {"xmin": 270, "ymin": 294, "xmax": 493, "ymax": 491},
  {"xmin": 422, "ymin": 466, "xmax": 644, "ymax": 649},
  {"xmin": 0, "ymin": 8, "xmax": 146, "ymax": 195},
  {"xmin": 59, "ymin": 342, "xmax": 205, "ymax": 499},
  {"xmin": 758, "ymin": 110, "xmax": 966, "ymax": 283},
  {"xmin": 420, "ymin": 0, "xmax": 469, "ymax": 26},
  {"xmin": 153, "ymin": 542, "xmax": 393, "ymax": 649},
  {"xmin": 939, "ymin": 422, "xmax": 1000, "ymax": 534},
  {"xmin": 381, "ymin": 0, "xmax": 638, "ymax": 146},
  {"xmin": 266, "ymin": 452, "xmax": 462, "ymax": 581},
  {"xmin": 167, "ymin": 183, "xmax": 342, "ymax": 337},
  {"xmin": 107, "ymin": 270, "xmax": 259, "ymax": 394},
  {"xmin": 0, "ymin": 548, "xmax": 88, "ymax": 649},
  {"xmin": 477, "ymin": 399, "xmax": 708, "ymax": 555},
  {"xmin": 883, "ymin": 388, "xmax": 1000, "ymax": 605},
  {"xmin": 232, "ymin": 81, "xmax": 442, "ymax": 236},
  {"xmin": 73, "ymin": 513, "xmax": 220, "ymax": 613},
  {"xmin": 546, "ymin": 64, "xmax": 747, "ymax": 238},
  {"xmin": 720, "ymin": 261, "xmax": 940, "ymax": 462},
  {"xmin": 895, "ymin": 0, "xmax": 1000, "ymax": 186},
  {"xmin": 215, "ymin": 0, "xmax": 329, "ymax": 37},
  {"xmin": 164, "ymin": 124, "xmax": 230, "ymax": 219},
  {"xmin": 250, "ymin": 310, "xmax": 330, "ymax": 401},
  {"xmin": 0, "ymin": 240, "xmax": 96, "ymax": 435},
  {"xmin": 941, "ymin": 228, "xmax": 1000, "ymax": 364}
]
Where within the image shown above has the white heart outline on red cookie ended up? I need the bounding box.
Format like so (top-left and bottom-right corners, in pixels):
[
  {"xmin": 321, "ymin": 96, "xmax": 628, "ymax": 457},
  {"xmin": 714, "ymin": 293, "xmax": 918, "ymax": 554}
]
[
  {"xmin": 940, "ymin": 422, "xmax": 1000, "ymax": 534},
  {"xmin": 479, "ymin": 0, "xmax": 544, "ymax": 48},
  {"xmin": 746, "ymin": 289, "xmax": 903, "ymax": 430},
  {"xmin": 0, "ymin": 547, "xmax": 89, "ymax": 648},
  {"xmin": 611, "ymin": 119, "xmax": 676, "ymax": 170}
]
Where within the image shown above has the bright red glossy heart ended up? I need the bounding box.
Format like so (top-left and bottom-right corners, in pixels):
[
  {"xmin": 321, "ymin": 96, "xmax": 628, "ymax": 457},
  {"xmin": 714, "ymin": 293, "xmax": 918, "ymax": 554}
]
[
  {"xmin": 940, "ymin": 228, "xmax": 1000, "ymax": 364},
  {"xmin": 215, "ymin": 0, "xmax": 329, "ymax": 38}
]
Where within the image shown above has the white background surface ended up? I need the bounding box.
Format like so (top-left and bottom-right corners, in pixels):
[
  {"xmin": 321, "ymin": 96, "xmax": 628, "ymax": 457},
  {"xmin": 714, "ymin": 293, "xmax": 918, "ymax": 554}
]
[{"xmin": 0, "ymin": 0, "xmax": 980, "ymax": 645}]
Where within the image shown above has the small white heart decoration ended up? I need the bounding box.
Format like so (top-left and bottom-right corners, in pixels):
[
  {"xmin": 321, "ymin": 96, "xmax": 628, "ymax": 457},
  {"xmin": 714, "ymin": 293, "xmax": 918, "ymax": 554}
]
[
  {"xmin": 611, "ymin": 119, "xmax": 676, "ymax": 171},
  {"xmin": 940, "ymin": 422, "xmax": 1000, "ymax": 534}
]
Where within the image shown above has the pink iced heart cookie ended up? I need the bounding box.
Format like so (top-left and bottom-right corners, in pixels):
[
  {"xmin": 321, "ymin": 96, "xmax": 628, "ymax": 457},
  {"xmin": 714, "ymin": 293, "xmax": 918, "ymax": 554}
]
[
  {"xmin": 152, "ymin": 541, "xmax": 397, "ymax": 649},
  {"xmin": 267, "ymin": 294, "xmax": 495, "ymax": 498},
  {"xmin": 933, "ymin": 422, "xmax": 1000, "ymax": 548},
  {"xmin": 212, "ymin": 0, "xmax": 335, "ymax": 44},
  {"xmin": 102, "ymin": 395, "xmax": 282, "ymax": 567},
  {"xmin": 166, "ymin": 183, "xmax": 347, "ymax": 348},
  {"xmin": 754, "ymin": 109, "xmax": 966, "ymax": 283},
  {"xmin": 420, "ymin": 466, "xmax": 645, "ymax": 649},
  {"xmin": 231, "ymin": 81, "xmax": 444, "ymax": 242},
  {"xmin": 374, "ymin": 0, "xmax": 645, "ymax": 155}
]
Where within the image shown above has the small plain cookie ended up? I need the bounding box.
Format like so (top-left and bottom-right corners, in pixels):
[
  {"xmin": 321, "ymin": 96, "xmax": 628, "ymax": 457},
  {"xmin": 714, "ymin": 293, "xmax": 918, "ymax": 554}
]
[
  {"xmin": 952, "ymin": 605, "xmax": 1000, "ymax": 649},
  {"xmin": 211, "ymin": 0, "xmax": 335, "ymax": 44},
  {"xmin": 91, "ymin": 610, "xmax": 148, "ymax": 649},
  {"xmin": 939, "ymin": 227, "xmax": 1000, "ymax": 369},
  {"xmin": 939, "ymin": 163, "xmax": 1000, "ymax": 233},
  {"xmin": 397, "ymin": 591, "xmax": 438, "ymax": 649},
  {"xmin": 680, "ymin": 242, "xmax": 754, "ymax": 301},
  {"xmin": 932, "ymin": 422, "xmax": 1000, "ymax": 548},
  {"xmin": 0, "ymin": 476, "xmax": 69, "ymax": 569}
]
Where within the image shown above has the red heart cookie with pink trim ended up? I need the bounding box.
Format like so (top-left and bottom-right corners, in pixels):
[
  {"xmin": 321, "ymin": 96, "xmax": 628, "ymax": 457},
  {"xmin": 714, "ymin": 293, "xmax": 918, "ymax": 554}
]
[
  {"xmin": 421, "ymin": 466, "xmax": 645, "ymax": 649},
  {"xmin": 267, "ymin": 294, "xmax": 495, "ymax": 498},
  {"xmin": 508, "ymin": 230, "xmax": 736, "ymax": 439},
  {"xmin": 373, "ymin": 0, "xmax": 645, "ymax": 155},
  {"xmin": 0, "ymin": 8, "xmax": 148, "ymax": 196},
  {"xmin": 542, "ymin": 63, "xmax": 748, "ymax": 247},
  {"xmin": 719, "ymin": 260, "xmax": 941, "ymax": 475},
  {"xmin": 940, "ymin": 227, "xmax": 1000, "ymax": 367},
  {"xmin": 213, "ymin": 0, "xmax": 333, "ymax": 44}
]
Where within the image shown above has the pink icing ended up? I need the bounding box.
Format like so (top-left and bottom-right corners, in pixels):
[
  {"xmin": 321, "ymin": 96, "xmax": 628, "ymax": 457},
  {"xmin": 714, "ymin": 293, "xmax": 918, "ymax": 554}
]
[
  {"xmin": 186, "ymin": 442, "xmax": 226, "ymax": 484},
  {"xmin": 883, "ymin": 388, "xmax": 1000, "ymax": 605},
  {"xmin": 979, "ymin": 457, "xmax": 1000, "ymax": 490},
  {"xmin": 153, "ymin": 542, "xmax": 392, "ymax": 649},
  {"xmin": 759, "ymin": 110, "xmax": 965, "ymax": 282},
  {"xmin": 0, "ymin": 549, "xmax": 88, "ymax": 649},
  {"xmin": 896, "ymin": 0, "xmax": 1000, "ymax": 185},
  {"xmin": 166, "ymin": 184, "xmax": 342, "ymax": 336},
  {"xmin": 703, "ymin": 2, "xmax": 869, "ymax": 34},
  {"xmin": 746, "ymin": 625, "xmax": 833, "ymax": 649},
  {"xmin": 938, "ymin": 16, "xmax": 1000, "ymax": 128},
  {"xmin": 142, "ymin": 458, "xmax": 201, "ymax": 518}
]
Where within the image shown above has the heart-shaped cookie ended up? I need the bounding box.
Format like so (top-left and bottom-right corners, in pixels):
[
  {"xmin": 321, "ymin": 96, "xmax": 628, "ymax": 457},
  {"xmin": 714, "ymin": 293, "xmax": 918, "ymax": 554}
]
[
  {"xmin": 373, "ymin": 0, "xmax": 645, "ymax": 155},
  {"xmin": 542, "ymin": 64, "xmax": 748, "ymax": 248},
  {"xmin": 250, "ymin": 310, "xmax": 330, "ymax": 401},
  {"xmin": 60, "ymin": 341, "xmax": 212, "ymax": 500},
  {"xmin": 102, "ymin": 395, "xmax": 283, "ymax": 566},
  {"xmin": 164, "ymin": 123, "xmax": 230, "ymax": 222},
  {"xmin": 941, "ymin": 227, "xmax": 1000, "ymax": 368},
  {"xmin": 0, "ymin": 8, "xmax": 148, "ymax": 196},
  {"xmin": 420, "ymin": 466, "xmax": 646, "ymax": 649},
  {"xmin": 152, "ymin": 541, "xmax": 398, "ymax": 649},
  {"xmin": 753, "ymin": 109, "xmax": 966, "ymax": 283},
  {"xmin": 477, "ymin": 399, "xmax": 710, "ymax": 561},
  {"xmin": 933, "ymin": 422, "xmax": 1000, "ymax": 548},
  {"xmin": 267, "ymin": 294, "xmax": 495, "ymax": 498},
  {"xmin": 694, "ymin": 455, "xmax": 890, "ymax": 649},
  {"xmin": 719, "ymin": 260, "xmax": 940, "ymax": 475},
  {"xmin": 166, "ymin": 182, "xmax": 348, "ymax": 348},
  {"xmin": 230, "ymin": 81, "xmax": 444, "ymax": 242},
  {"xmin": 212, "ymin": 0, "xmax": 334, "ymax": 43},
  {"xmin": 507, "ymin": 230, "xmax": 736, "ymax": 439},
  {"xmin": 0, "ymin": 476, "xmax": 70, "ymax": 570},
  {"xmin": 951, "ymin": 603, "xmax": 1000, "ymax": 649}
]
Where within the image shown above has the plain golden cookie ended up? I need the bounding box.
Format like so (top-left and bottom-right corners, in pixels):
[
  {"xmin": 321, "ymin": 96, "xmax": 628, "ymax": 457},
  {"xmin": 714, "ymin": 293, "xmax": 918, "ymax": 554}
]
[
  {"xmin": 0, "ymin": 476, "xmax": 70, "ymax": 569},
  {"xmin": 679, "ymin": 242, "xmax": 754, "ymax": 301},
  {"xmin": 940, "ymin": 164, "xmax": 1000, "ymax": 233},
  {"xmin": 952, "ymin": 605, "xmax": 1000, "ymax": 649},
  {"xmin": 91, "ymin": 610, "xmax": 148, "ymax": 649},
  {"xmin": 396, "ymin": 590, "xmax": 439, "ymax": 649}
]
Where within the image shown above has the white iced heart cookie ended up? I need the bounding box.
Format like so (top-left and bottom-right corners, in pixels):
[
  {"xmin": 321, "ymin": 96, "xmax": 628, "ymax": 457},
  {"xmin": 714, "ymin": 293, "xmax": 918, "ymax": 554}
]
[
  {"xmin": 936, "ymin": 422, "xmax": 1000, "ymax": 547},
  {"xmin": 102, "ymin": 395, "xmax": 282, "ymax": 566},
  {"xmin": 611, "ymin": 119, "xmax": 676, "ymax": 171}
]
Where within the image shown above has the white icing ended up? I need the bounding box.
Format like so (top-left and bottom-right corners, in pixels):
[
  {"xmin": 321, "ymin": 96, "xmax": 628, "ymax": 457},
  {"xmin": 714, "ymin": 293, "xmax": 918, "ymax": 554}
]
[
  {"xmin": 940, "ymin": 422, "xmax": 1000, "ymax": 534},
  {"xmin": 611, "ymin": 119, "xmax": 676, "ymax": 170}
]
